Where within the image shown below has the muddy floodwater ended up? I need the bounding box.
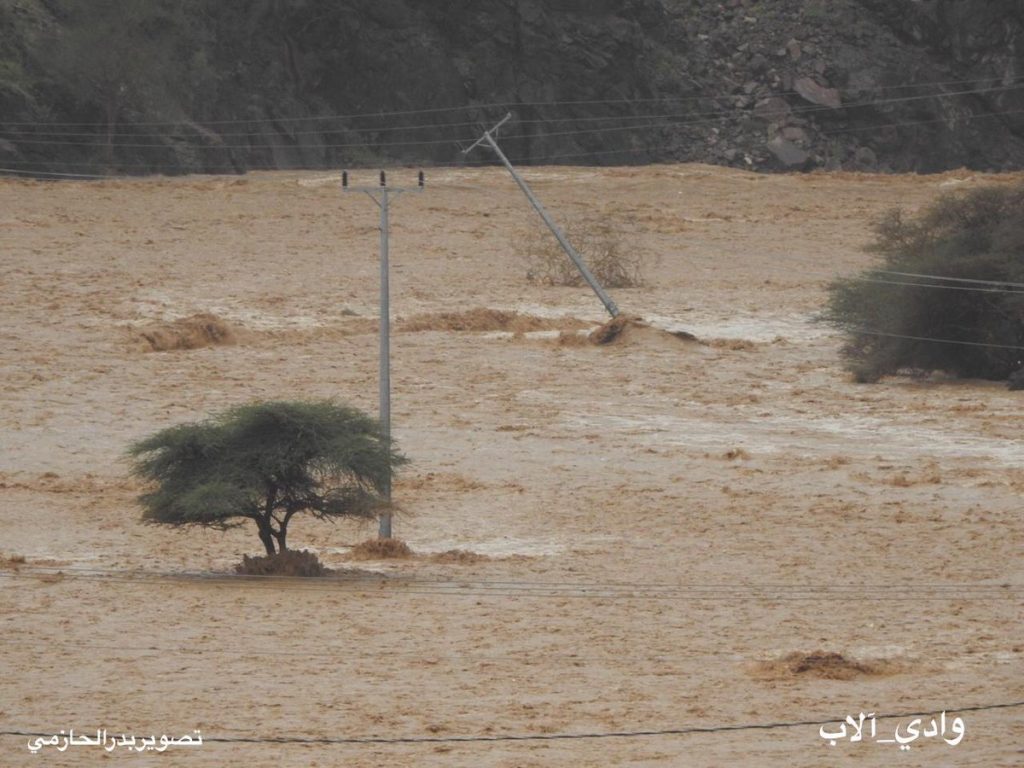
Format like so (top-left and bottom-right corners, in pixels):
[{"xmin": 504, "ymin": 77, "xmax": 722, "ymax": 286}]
[{"xmin": 1, "ymin": 165, "xmax": 1022, "ymax": 766}]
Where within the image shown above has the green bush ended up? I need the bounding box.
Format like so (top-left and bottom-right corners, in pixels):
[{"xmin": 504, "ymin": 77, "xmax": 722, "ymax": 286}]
[{"xmin": 823, "ymin": 183, "xmax": 1024, "ymax": 383}]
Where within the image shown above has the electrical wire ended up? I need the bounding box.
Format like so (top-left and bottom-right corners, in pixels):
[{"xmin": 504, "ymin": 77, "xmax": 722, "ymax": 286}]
[
  {"xmin": 848, "ymin": 329, "xmax": 1024, "ymax": 351},
  {"xmin": 1, "ymin": 102, "xmax": 1021, "ymax": 178},
  {"xmin": 7, "ymin": 78, "xmax": 1021, "ymax": 140},
  {"xmin": 879, "ymin": 271, "xmax": 1024, "ymax": 289},
  {"xmin": 478, "ymin": 106, "xmax": 1024, "ymax": 165},
  {"xmin": 4, "ymin": 562, "xmax": 1020, "ymax": 590},
  {"xmin": 3, "ymin": 83, "xmax": 1020, "ymax": 150},
  {"xmin": 2, "ymin": 699, "xmax": 1021, "ymax": 746},
  {"xmin": 0, "ymin": 568, "xmax": 1018, "ymax": 601},
  {"xmin": 7, "ymin": 634, "xmax": 936, "ymax": 667},
  {"xmin": 2, "ymin": 74, "xmax": 1017, "ymax": 129}
]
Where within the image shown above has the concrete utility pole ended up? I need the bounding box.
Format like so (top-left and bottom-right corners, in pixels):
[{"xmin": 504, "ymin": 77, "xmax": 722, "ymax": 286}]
[
  {"xmin": 464, "ymin": 113, "xmax": 620, "ymax": 318},
  {"xmin": 341, "ymin": 170, "xmax": 424, "ymax": 538}
]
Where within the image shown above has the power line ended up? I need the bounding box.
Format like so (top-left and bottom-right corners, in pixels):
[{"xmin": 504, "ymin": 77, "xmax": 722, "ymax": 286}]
[
  {"xmin": 3, "ymin": 699, "xmax": 1021, "ymax": 746},
  {"xmin": 492, "ymin": 83, "xmax": 1024, "ymax": 144},
  {"xmin": 1, "ymin": 102, "xmax": 1021, "ymax": 179},
  {"xmin": 3, "ymin": 74, "xmax": 1016, "ymax": 129},
  {"xmin": 5, "ymin": 562, "xmax": 1019, "ymax": 590},
  {"xmin": 0, "ymin": 166, "xmax": 164, "ymax": 179},
  {"xmin": 0, "ymin": 133, "xmax": 474, "ymax": 150},
  {"xmin": 819, "ymin": 109, "xmax": 1024, "ymax": 138},
  {"xmin": 3, "ymin": 637, "xmax": 1014, "ymax": 671},
  {"xmin": 1, "ymin": 568, "xmax": 1017, "ymax": 601},
  {"xmin": 4, "ymin": 83, "xmax": 1020, "ymax": 150},
  {"xmin": 727, "ymin": 261, "xmax": 1024, "ymax": 295},
  {"xmin": 823, "ymin": 273, "xmax": 1024, "ymax": 295},
  {"xmin": 879, "ymin": 271, "xmax": 1024, "ymax": 290},
  {"xmin": 9, "ymin": 78, "xmax": 1022, "ymax": 139},
  {"xmin": 3, "ymin": 119, "xmax": 485, "ymax": 140},
  {"xmin": 848, "ymin": 329, "xmax": 1024, "ymax": 351},
  {"xmin": 495, "ymin": 106, "xmax": 1024, "ymax": 165},
  {"xmin": 0, "ymin": 636, "xmax": 794, "ymax": 664}
]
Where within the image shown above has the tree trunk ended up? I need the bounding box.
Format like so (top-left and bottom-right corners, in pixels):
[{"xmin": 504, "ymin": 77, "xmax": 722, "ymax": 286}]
[
  {"xmin": 259, "ymin": 488, "xmax": 279, "ymax": 556},
  {"xmin": 276, "ymin": 508, "xmax": 298, "ymax": 553},
  {"xmin": 256, "ymin": 522, "xmax": 276, "ymax": 556}
]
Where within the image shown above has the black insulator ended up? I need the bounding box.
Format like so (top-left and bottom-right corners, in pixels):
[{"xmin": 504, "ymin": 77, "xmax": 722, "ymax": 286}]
[
  {"xmin": 418, "ymin": 170, "xmax": 425, "ymax": 187},
  {"xmin": 380, "ymin": 171, "xmax": 386, "ymax": 187},
  {"xmin": 342, "ymin": 170, "xmax": 348, "ymax": 188}
]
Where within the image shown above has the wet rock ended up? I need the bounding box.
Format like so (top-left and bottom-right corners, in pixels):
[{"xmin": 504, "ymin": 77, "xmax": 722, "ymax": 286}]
[
  {"xmin": 781, "ymin": 125, "xmax": 809, "ymax": 143},
  {"xmin": 1008, "ymin": 367, "xmax": 1024, "ymax": 390},
  {"xmin": 767, "ymin": 135, "xmax": 809, "ymax": 166},
  {"xmin": 794, "ymin": 76, "xmax": 842, "ymax": 108},
  {"xmin": 754, "ymin": 96, "xmax": 791, "ymax": 122},
  {"xmin": 851, "ymin": 146, "xmax": 878, "ymax": 169}
]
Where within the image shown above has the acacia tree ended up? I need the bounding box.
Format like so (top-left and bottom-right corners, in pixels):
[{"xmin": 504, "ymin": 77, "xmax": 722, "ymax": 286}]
[{"xmin": 128, "ymin": 400, "xmax": 406, "ymax": 556}]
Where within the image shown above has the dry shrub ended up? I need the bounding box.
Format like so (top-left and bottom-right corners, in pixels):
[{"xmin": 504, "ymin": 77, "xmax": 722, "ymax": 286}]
[
  {"xmin": 708, "ymin": 338, "xmax": 759, "ymax": 351},
  {"xmin": 822, "ymin": 455, "xmax": 851, "ymax": 469},
  {"xmin": 0, "ymin": 554, "xmax": 27, "ymax": 570},
  {"xmin": 348, "ymin": 537, "xmax": 414, "ymax": 560},
  {"xmin": 522, "ymin": 218, "xmax": 647, "ymax": 288},
  {"xmin": 235, "ymin": 549, "xmax": 326, "ymax": 577},
  {"xmin": 137, "ymin": 313, "xmax": 236, "ymax": 351},
  {"xmin": 589, "ymin": 315, "xmax": 698, "ymax": 347},
  {"xmin": 399, "ymin": 308, "xmax": 586, "ymax": 334},
  {"xmin": 753, "ymin": 651, "xmax": 898, "ymax": 681},
  {"xmin": 397, "ymin": 472, "xmax": 486, "ymax": 492},
  {"xmin": 723, "ymin": 448, "xmax": 751, "ymax": 460},
  {"xmin": 888, "ymin": 473, "xmax": 913, "ymax": 487},
  {"xmin": 887, "ymin": 470, "xmax": 942, "ymax": 487},
  {"xmin": 337, "ymin": 317, "xmax": 380, "ymax": 335},
  {"xmin": 430, "ymin": 549, "xmax": 490, "ymax": 564},
  {"xmin": 556, "ymin": 330, "xmax": 591, "ymax": 347}
]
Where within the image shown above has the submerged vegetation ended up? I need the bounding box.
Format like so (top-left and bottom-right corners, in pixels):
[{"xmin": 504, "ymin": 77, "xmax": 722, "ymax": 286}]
[{"xmin": 823, "ymin": 183, "xmax": 1024, "ymax": 384}]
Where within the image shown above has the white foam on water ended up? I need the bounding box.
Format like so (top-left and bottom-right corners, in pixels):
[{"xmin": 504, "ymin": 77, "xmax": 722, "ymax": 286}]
[
  {"xmin": 480, "ymin": 329, "xmax": 569, "ymax": 340},
  {"xmin": 417, "ymin": 538, "xmax": 565, "ymax": 557},
  {"xmin": 561, "ymin": 407, "xmax": 1024, "ymax": 465},
  {"xmin": 644, "ymin": 312, "xmax": 834, "ymax": 343}
]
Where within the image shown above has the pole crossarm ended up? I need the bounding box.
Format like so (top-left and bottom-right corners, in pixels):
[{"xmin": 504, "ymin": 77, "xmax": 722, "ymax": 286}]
[
  {"xmin": 342, "ymin": 169, "xmax": 424, "ymax": 199},
  {"xmin": 340, "ymin": 170, "xmax": 424, "ymax": 539},
  {"xmin": 463, "ymin": 114, "xmax": 620, "ymax": 318},
  {"xmin": 463, "ymin": 112, "xmax": 512, "ymax": 155}
]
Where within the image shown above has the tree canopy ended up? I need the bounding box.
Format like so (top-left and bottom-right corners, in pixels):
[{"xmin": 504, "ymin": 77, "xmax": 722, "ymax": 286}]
[
  {"xmin": 128, "ymin": 400, "xmax": 406, "ymax": 556},
  {"xmin": 823, "ymin": 183, "xmax": 1024, "ymax": 383}
]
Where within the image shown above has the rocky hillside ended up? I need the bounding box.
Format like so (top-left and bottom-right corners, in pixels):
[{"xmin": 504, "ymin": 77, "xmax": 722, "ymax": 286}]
[
  {"xmin": 1, "ymin": 0, "xmax": 1022, "ymax": 175},
  {"xmin": 671, "ymin": 0, "xmax": 1024, "ymax": 171}
]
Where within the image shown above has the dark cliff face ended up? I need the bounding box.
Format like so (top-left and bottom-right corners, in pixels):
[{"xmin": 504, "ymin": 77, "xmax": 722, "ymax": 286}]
[
  {"xmin": 663, "ymin": 0, "xmax": 1024, "ymax": 172},
  {"xmin": 1, "ymin": 0, "xmax": 1022, "ymax": 175}
]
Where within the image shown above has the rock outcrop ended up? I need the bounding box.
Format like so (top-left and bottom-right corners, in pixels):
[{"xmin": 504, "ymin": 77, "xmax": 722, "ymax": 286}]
[{"xmin": 2, "ymin": 0, "xmax": 1022, "ymax": 174}]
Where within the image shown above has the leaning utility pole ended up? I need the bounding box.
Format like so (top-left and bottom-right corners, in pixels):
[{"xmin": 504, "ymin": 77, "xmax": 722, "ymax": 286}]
[
  {"xmin": 464, "ymin": 113, "xmax": 620, "ymax": 318},
  {"xmin": 341, "ymin": 170, "xmax": 424, "ymax": 538}
]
